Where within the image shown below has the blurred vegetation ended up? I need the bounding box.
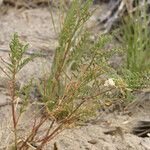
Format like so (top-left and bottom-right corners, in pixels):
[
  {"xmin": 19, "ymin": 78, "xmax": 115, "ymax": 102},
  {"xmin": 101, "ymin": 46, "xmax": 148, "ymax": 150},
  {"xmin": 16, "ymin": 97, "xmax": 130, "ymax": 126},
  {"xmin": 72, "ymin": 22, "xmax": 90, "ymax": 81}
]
[{"xmin": 121, "ymin": 3, "xmax": 150, "ymax": 90}]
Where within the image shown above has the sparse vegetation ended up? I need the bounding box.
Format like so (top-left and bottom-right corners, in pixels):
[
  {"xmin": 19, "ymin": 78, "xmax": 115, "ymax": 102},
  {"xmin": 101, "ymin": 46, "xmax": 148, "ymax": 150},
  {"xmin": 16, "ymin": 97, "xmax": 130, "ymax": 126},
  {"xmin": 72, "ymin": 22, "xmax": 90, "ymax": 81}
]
[
  {"xmin": 0, "ymin": 0, "xmax": 117, "ymax": 149},
  {"xmin": 0, "ymin": 0, "xmax": 150, "ymax": 149}
]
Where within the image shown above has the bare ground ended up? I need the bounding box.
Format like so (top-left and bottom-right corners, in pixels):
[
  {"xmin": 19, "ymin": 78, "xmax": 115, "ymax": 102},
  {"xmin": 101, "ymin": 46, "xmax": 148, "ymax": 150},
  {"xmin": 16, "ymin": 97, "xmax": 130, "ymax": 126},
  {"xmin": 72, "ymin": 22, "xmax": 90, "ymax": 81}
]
[{"xmin": 0, "ymin": 5, "xmax": 150, "ymax": 150}]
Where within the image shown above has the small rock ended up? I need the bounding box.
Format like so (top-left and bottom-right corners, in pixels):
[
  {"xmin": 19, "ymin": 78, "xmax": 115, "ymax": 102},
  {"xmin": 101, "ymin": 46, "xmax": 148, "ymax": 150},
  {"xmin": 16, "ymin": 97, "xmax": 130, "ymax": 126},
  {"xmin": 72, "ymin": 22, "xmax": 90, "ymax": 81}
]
[{"xmin": 87, "ymin": 139, "xmax": 98, "ymax": 144}]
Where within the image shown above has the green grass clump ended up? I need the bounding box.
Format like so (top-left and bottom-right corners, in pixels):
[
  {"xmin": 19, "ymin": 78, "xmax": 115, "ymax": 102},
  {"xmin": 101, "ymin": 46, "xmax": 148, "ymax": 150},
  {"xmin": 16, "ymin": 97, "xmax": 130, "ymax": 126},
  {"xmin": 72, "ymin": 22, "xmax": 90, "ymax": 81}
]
[
  {"xmin": 122, "ymin": 3, "xmax": 150, "ymax": 89},
  {"xmin": 40, "ymin": 0, "xmax": 111, "ymax": 122}
]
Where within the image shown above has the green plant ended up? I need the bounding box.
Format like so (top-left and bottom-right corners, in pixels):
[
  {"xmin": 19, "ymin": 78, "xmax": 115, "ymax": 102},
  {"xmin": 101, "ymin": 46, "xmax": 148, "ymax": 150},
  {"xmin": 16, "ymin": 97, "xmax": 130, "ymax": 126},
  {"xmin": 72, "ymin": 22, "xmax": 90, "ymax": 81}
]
[
  {"xmin": 41, "ymin": 0, "xmax": 116, "ymax": 120},
  {"xmin": 122, "ymin": 69, "xmax": 149, "ymax": 89},
  {"xmin": 0, "ymin": 33, "xmax": 36, "ymax": 150},
  {"xmin": 33, "ymin": 0, "xmax": 117, "ymax": 148},
  {"xmin": 121, "ymin": 3, "xmax": 150, "ymax": 89},
  {"xmin": 123, "ymin": 4, "xmax": 150, "ymax": 72}
]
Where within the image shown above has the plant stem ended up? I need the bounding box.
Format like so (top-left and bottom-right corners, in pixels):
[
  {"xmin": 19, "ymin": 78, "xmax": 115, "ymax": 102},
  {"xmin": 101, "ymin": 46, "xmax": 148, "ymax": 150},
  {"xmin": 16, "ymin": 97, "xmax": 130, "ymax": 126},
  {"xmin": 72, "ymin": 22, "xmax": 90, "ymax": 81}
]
[{"xmin": 10, "ymin": 70, "xmax": 18, "ymax": 149}]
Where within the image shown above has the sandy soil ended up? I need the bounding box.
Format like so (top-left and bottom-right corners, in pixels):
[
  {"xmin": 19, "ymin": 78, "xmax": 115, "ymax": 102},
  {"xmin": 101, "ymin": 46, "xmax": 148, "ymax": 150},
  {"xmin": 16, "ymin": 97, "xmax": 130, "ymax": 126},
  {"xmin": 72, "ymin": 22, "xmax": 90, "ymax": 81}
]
[{"xmin": 0, "ymin": 4, "xmax": 150, "ymax": 150}]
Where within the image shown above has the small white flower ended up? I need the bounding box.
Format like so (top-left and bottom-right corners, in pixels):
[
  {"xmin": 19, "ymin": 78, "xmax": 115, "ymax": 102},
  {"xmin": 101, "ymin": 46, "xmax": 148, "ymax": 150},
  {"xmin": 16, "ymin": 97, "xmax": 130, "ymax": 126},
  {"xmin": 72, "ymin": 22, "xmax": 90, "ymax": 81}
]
[{"xmin": 104, "ymin": 78, "xmax": 115, "ymax": 87}]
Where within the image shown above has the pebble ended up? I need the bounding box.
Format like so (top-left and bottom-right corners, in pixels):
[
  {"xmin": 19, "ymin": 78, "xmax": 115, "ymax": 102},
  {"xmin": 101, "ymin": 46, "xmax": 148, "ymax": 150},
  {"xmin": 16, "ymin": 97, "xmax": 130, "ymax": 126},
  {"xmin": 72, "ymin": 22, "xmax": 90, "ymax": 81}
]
[{"xmin": 88, "ymin": 139, "xmax": 98, "ymax": 144}]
